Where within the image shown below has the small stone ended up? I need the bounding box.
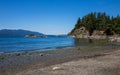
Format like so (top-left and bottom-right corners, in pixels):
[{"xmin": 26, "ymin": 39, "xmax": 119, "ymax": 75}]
[
  {"xmin": 52, "ymin": 67, "xmax": 62, "ymax": 70},
  {"xmin": 16, "ymin": 53, "xmax": 21, "ymax": 56},
  {"xmin": 0, "ymin": 56, "xmax": 4, "ymax": 60},
  {"xmin": 39, "ymin": 53, "xmax": 43, "ymax": 56},
  {"xmin": 77, "ymin": 47, "xmax": 81, "ymax": 50}
]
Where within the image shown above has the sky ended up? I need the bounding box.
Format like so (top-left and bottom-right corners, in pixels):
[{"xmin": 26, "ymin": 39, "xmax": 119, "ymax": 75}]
[{"xmin": 0, "ymin": 0, "xmax": 120, "ymax": 35}]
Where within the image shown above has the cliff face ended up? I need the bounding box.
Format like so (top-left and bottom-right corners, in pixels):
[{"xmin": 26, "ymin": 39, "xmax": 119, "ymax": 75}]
[
  {"xmin": 68, "ymin": 26, "xmax": 106, "ymax": 39},
  {"xmin": 68, "ymin": 26, "xmax": 88, "ymax": 36}
]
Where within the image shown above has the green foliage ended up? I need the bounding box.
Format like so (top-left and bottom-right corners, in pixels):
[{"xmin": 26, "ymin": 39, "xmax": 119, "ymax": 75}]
[
  {"xmin": 105, "ymin": 24, "xmax": 114, "ymax": 35},
  {"xmin": 71, "ymin": 12, "xmax": 120, "ymax": 36},
  {"xmin": 75, "ymin": 18, "xmax": 82, "ymax": 29}
]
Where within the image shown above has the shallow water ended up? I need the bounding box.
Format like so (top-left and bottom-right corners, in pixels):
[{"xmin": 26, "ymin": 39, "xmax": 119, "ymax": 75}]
[
  {"xmin": 0, "ymin": 36, "xmax": 75, "ymax": 52},
  {"xmin": 0, "ymin": 36, "xmax": 119, "ymax": 52}
]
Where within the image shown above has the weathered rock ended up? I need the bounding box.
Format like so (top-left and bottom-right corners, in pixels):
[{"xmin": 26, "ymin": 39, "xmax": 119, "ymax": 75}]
[
  {"xmin": 52, "ymin": 67, "xmax": 62, "ymax": 70},
  {"xmin": 116, "ymin": 37, "xmax": 120, "ymax": 42},
  {"xmin": 0, "ymin": 55, "xmax": 4, "ymax": 60},
  {"xmin": 39, "ymin": 53, "xmax": 44, "ymax": 56}
]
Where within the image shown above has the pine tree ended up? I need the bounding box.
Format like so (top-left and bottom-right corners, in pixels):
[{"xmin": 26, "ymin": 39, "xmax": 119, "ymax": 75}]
[
  {"xmin": 75, "ymin": 18, "xmax": 82, "ymax": 29},
  {"xmin": 69, "ymin": 12, "xmax": 120, "ymax": 36}
]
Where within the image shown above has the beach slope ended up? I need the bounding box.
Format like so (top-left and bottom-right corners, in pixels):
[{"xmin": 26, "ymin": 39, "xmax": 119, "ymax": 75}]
[{"xmin": 17, "ymin": 49, "xmax": 120, "ymax": 75}]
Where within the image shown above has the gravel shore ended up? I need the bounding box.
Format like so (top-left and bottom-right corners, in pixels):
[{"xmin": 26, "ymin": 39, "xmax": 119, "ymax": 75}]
[
  {"xmin": 0, "ymin": 46, "xmax": 120, "ymax": 75},
  {"xmin": 17, "ymin": 49, "xmax": 120, "ymax": 75}
]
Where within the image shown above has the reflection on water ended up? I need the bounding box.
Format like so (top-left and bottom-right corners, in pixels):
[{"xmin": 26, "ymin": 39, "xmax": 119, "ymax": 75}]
[
  {"xmin": 74, "ymin": 38, "xmax": 109, "ymax": 46},
  {"xmin": 88, "ymin": 39, "xmax": 93, "ymax": 43},
  {"xmin": 0, "ymin": 36, "xmax": 119, "ymax": 52}
]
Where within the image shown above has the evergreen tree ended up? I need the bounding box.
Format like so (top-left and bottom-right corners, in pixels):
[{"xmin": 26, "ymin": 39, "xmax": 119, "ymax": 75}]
[
  {"xmin": 70, "ymin": 12, "xmax": 120, "ymax": 36},
  {"xmin": 75, "ymin": 18, "xmax": 82, "ymax": 29}
]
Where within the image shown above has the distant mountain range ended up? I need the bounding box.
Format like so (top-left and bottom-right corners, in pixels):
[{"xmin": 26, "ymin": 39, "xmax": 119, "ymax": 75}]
[{"xmin": 0, "ymin": 29, "xmax": 44, "ymax": 37}]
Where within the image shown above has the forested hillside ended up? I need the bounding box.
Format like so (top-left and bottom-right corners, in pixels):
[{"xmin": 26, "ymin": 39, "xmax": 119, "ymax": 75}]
[{"xmin": 69, "ymin": 12, "xmax": 120, "ymax": 36}]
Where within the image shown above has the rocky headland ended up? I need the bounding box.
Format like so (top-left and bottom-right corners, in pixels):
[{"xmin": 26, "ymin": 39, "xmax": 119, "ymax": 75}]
[{"xmin": 68, "ymin": 12, "xmax": 120, "ymax": 42}]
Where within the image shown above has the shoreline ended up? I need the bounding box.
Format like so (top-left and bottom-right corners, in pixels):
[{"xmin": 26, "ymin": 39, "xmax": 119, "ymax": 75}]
[
  {"xmin": 0, "ymin": 45, "xmax": 74, "ymax": 53},
  {"xmin": 69, "ymin": 35, "xmax": 120, "ymax": 42},
  {"xmin": 18, "ymin": 49, "xmax": 120, "ymax": 75},
  {"xmin": 0, "ymin": 46, "xmax": 120, "ymax": 75}
]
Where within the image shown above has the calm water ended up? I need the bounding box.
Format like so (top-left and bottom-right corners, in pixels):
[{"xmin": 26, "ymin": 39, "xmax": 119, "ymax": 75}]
[
  {"xmin": 0, "ymin": 36, "xmax": 119, "ymax": 52},
  {"xmin": 0, "ymin": 36, "xmax": 75, "ymax": 52}
]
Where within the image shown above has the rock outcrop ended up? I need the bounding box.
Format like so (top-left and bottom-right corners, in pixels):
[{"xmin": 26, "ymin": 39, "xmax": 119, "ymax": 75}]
[
  {"xmin": 68, "ymin": 26, "xmax": 89, "ymax": 38},
  {"xmin": 68, "ymin": 26, "xmax": 107, "ymax": 39}
]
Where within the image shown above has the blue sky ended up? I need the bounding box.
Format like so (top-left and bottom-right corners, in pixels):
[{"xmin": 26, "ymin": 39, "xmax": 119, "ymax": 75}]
[{"xmin": 0, "ymin": 0, "xmax": 120, "ymax": 35}]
